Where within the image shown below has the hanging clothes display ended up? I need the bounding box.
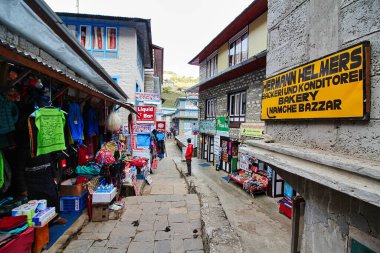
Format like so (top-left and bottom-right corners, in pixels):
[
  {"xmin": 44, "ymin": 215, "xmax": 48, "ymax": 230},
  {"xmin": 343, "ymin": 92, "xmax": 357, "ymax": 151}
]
[
  {"xmin": 34, "ymin": 108, "xmax": 66, "ymax": 156},
  {"xmin": 85, "ymin": 106, "xmax": 99, "ymax": 137},
  {"xmin": 0, "ymin": 152, "xmax": 4, "ymax": 189},
  {"xmin": 68, "ymin": 103, "xmax": 84, "ymax": 144},
  {"xmin": 0, "ymin": 95, "xmax": 19, "ymax": 135}
]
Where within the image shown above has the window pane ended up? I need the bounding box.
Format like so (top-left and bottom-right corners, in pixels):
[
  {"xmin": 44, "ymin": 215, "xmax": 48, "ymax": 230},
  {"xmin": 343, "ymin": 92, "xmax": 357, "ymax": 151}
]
[
  {"xmin": 67, "ymin": 25, "xmax": 77, "ymax": 38},
  {"xmin": 93, "ymin": 26, "xmax": 104, "ymax": 50},
  {"xmin": 235, "ymin": 93, "xmax": 240, "ymax": 116},
  {"xmin": 235, "ymin": 38, "xmax": 242, "ymax": 64},
  {"xmin": 241, "ymin": 92, "xmax": 246, "ymax": 115},
  {"xmin": 213, "ymin": 56, "xmax": 218, "ymax": 75},
  {"xmin": 80, "ymin": 26, "xmax": 91, "ymax": 49},
  {"xmin": 230, "ymin": 95, "xmax": 235, "ymax": 115},
  {"xmin": 229, "ymin": 43, "xmax": 235, "ymax": 66},
  {"xmin": 241, "ymin": 33, "xmax": 248, "ymax": 62},
  {"xmin": 107, "ymin": 28, "xmax": 117, "ymax": 50}
]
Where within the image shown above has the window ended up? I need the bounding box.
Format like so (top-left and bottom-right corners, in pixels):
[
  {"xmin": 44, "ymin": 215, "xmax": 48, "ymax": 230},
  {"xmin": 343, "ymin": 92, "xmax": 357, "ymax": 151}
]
[
  {"xmin": 206, "ymin": 54, "xmax": 218, "ymax": 78},
  {"xmin": 80, "ymin": 25, "xmax": 91, "ymax": 49},
  {"xmin": 205, "ymin": 98, "xmax": 216, "ymax": 119},
  {"xmin": 229, "ymin": 32, "xmax": 248, "ymax": 67},
  {"xmin": 228, "ymin": 91, "xmax": 246, "ymax": 122},
  {"xmin": 65, "ymin": 24, "xmax": 118, "ymax": 58},
  {"xmin": 106, "ymin": 27, "xmax": 117, "ymax": 50},
  {"xmin": 92, "ymin": 26, "xmax": 104, "ymax": 50}
]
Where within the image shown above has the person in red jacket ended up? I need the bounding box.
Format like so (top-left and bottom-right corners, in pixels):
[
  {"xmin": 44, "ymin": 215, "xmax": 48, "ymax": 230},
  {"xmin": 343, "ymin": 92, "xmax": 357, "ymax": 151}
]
[{"xmin": 185, "ymin": 138, "xmax": 193, "ymax": 176}]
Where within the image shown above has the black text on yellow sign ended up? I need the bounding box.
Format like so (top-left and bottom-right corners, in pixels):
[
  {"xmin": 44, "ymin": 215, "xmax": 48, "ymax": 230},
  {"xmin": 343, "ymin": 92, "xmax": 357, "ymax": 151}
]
[{"xmin": 261, "ymin": 42, "xmax": 370, "ymax": 120}]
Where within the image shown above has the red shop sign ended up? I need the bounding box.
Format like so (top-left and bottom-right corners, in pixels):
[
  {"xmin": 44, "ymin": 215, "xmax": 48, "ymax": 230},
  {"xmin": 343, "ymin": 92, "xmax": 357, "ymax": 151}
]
[
  {"xmin": 136, "ymin": 106, "xmax": 156, "ymax": 123},
  {"xmin": 156, "ymin": 121, "xmax": 166, "ymax": 131}
]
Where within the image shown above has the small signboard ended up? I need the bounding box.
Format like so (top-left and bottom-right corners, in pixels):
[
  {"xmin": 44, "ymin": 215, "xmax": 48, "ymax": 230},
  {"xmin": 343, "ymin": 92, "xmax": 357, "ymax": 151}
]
[
  {"xmin": 216, "ymin": 116, "xmax": 229, "ymax": 137},
  {"xmin": 156, "ymin": 121, "xmax": 166, "ymax": 132},
  {"xmin": 240, "ymin": 122, "xmax": 265, "ymax": 138},
  {"xmin": 136, "ymin": 106, "xmax": 156, "ymax": 123}
]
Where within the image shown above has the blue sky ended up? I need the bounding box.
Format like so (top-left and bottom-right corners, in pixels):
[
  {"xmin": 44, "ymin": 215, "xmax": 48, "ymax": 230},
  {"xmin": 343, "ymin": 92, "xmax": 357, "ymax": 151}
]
[{"xmin": 45, "ymin": 0, "xmax": 254, "ymax": 77}]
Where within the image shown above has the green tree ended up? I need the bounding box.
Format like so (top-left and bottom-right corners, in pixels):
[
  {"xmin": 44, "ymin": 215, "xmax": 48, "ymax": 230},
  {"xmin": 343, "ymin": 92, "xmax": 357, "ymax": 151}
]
[{"xmin": 163, "ymin": 86, "xmax": 172, "ymax": 93}]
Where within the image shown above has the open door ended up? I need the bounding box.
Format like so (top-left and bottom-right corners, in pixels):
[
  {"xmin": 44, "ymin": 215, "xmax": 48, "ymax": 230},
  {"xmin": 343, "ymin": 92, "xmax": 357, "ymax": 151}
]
[{"xmin": 209, "ymin": 137, "xmax": 214, "ymax": 163}]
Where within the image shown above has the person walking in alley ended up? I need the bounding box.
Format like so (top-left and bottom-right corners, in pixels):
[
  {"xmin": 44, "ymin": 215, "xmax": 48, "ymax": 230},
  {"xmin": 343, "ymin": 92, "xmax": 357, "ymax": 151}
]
[{"xmin": 185, "ymin": 138, "xmax": 193, "ymax": 176}]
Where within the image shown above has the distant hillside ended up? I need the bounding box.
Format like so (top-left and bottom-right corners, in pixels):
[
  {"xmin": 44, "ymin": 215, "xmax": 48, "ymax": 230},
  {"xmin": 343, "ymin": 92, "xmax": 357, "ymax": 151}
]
[
  {"xmin": 162, "ymin": 90, "xmax": 184, "ymax": 108},
  {"xmin": 164, "ymin": 71, "xmax": 198, "ymax": 91}
]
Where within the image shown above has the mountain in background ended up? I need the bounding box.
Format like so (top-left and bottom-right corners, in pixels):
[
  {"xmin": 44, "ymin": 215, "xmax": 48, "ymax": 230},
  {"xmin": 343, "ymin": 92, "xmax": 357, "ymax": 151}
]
[{"xmin": 162, "ymin": 71, "xmax": 198, "ymax": 108}]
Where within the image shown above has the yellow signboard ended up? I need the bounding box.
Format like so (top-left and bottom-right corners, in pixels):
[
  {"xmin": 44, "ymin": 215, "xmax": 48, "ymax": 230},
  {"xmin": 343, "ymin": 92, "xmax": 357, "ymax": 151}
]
[{"xmin": 261, "ymin": 42, "xmax": 370, "ymax": 120}]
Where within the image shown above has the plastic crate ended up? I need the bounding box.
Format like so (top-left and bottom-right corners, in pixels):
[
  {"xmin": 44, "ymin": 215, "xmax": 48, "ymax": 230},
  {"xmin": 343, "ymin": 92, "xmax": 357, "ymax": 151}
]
[
  {"xmin": 136, "ymin": 174, "xmax": 144, "ymax": 180},
  {"xmin": 60, "ymin": 192, "xmax": 88, "ymax": 213}
]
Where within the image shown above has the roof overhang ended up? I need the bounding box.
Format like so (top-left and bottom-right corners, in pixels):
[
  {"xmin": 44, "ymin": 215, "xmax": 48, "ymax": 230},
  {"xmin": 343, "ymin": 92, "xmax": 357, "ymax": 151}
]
[
  {"xmin": 56, "ymin": 12, "xmax": 153, "ymax": 69},
  {"xmin": 186, "ymin": 52, "xmax": 266, "ymax": 93},
  {"xmin": 189, "ymin": 0, "xmax": 267, "ymax": 66},
  {"xmin": 0, "ymin": 35, "xmax": 138, "ymax": 115},
  {"xmin": 240, "ymin": 141, "xmax": 380, "ymax": 208},
  {"xmin": 0, "ymin": 0, "xmax": 130, "ymax": 100}
]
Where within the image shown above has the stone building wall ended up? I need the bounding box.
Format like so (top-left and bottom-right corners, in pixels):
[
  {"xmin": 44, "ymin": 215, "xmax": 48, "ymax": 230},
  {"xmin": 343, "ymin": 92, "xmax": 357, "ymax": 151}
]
[
  {"xmin": 266, "ymin": 0, "xmax": 380, "ymax": 162},
  {"xmin": 197, "ymin": 68, "xmax": 265, "ymax": 157},
  {"xmin": 266, "ymin": 0, "xmax": 380, "ymax": 251}
]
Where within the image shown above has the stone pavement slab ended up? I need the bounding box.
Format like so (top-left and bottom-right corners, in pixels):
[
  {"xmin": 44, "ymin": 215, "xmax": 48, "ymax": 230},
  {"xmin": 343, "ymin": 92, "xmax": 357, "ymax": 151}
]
[{"xmin": 63, "ymin": 149, "xmax": 203, "ymax": 253}]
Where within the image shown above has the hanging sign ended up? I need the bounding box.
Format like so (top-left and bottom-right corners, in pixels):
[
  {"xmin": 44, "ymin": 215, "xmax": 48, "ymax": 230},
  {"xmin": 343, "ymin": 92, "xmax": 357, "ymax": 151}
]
[
  {"xmin": 200, "ymin": 120, "xmax": 216, "ymax": 135},
  {"xmin": 136, "ymin": 106, "xmax": 156, "ymax": 123},
  {"xmin": 135, "ymin": 92, "xmax": 161, "ymax": 104},
  {"xmin": 261, "ymin": 42, "xmax": 370, "ymax": 120},
  {"xmin": 214, "ymin": 135, "xmax": 221, "ymax": 167},
  {"xmin": 216, "ymin": 116, "xmax": 229, "ymax": 137},
  {"xmin": 133, "ymin": 124, "xmax": 152, "ymax": 133},
  {"xmin": 240, "ymin": 122, "xmax": 265, "ymax": 138},
  {"xmin": 156, "ymin": 121, "xmax": 166, "ymax": 132}
]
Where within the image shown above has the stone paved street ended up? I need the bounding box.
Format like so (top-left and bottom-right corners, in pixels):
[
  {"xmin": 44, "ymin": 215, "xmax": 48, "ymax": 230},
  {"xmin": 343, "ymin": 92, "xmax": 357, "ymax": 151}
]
[{"xmin": 63, "ymin": 154, "xmax": 204, "ymax": 253}]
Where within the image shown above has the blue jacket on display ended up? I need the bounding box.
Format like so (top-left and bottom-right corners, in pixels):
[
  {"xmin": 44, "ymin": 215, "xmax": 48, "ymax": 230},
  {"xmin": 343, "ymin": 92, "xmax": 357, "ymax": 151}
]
[{"xmin": 68, "ymin": 103, "xmax": 84, "ymax": 144}]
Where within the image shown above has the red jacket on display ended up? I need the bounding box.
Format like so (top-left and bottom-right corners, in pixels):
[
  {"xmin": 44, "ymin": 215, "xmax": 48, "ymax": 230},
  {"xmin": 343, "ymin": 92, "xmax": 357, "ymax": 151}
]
[{"xmin": 185, "ymin": 144, "xmax": 193, "ymax": 160}]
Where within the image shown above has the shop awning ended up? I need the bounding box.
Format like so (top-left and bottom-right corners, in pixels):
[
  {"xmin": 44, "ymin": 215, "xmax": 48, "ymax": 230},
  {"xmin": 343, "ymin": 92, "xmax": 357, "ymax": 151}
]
[
  {"xmin": 0, "ymin": 0, "xmax": 128, "ymax": 101},
  {"xmin": 0, "ymin": 38, "xmax": 137, "ymax": 114},
  {"xmin": 239, "ymin": 140, "xmax": 380, "ymax": 208}
]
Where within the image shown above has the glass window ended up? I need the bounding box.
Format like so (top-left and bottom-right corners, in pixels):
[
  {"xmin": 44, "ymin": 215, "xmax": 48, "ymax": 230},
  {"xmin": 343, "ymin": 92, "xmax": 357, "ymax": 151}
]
[
  {"xmin": 228, "ymin": 91, "xmax": 247, "ymax": 122},
  {"xmin": 92, "ymin": 26, "xmax": 104, "ymax": 50},
  {"xmin": 106, "ymin": 27, "xmax": 117, "ymax": 50},
  {"xmin": 67, "ymin": 25, "xmax": 77, "ymax": 38},
  {"xmin": 235, "ymin": 38, "xmax": 242, "ymax": 64},
  {"xmin": 206, "ymin": 98, "xmax": 216, "ymax": 119},
  {"xmin": 229, "ymin": 43, "xmax": 235, "ymax": 66},
  {"xmin": 241, "ymin": 33, "xmax": 248, "ymax": 62},
  {"xmin": 80, "ymin": 25, "xmax": 91, "ymax": 49},
  {"xmin": 229, "ymin": 32, "xmax": 248, "ymax": 67},
  {"xmin": 206, "ymin": 54, "xmax": 218, "ymax": 78}
]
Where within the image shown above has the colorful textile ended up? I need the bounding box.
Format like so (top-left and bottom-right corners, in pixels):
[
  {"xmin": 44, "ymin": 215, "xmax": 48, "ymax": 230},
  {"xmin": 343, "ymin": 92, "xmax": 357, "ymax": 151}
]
[
  {"xmin": 0, "ymin": 216, "xmax": 27, "ymax": 232},
  {"xmin": 95, "ymin": 149, "xmax": 115, "ymax": 166},
  {"xmin": 0, "ymin": 95, "xmax": 18, "ymax": 134},
  {"xmin": 34, "ymin": 108, "xmax": 66, "ymax": 156},
  {"xmin": 85, "ymin": 106, "xmax": 99, "ymax": 137},
  {"xmin": 68, "ymin": 103, "xmax": 84, "ymax": 144},
  {"xmin": 75, "ymin": 162, "xmax": 102, "ymax": 176}
]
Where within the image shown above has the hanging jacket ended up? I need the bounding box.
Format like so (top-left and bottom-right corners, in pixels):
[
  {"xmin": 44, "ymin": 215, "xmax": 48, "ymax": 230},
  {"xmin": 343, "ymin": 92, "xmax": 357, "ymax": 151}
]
[
  {"xmin": 68, "ymin": 103, "xmax": 84, "ymax": 144},
  {"xmin": 85, "ymin": 106, "xmax": 99, "ymax": 137},
  {"xmin": 0, "ymin": 95, "xmax": 18, "ymax": 134}
]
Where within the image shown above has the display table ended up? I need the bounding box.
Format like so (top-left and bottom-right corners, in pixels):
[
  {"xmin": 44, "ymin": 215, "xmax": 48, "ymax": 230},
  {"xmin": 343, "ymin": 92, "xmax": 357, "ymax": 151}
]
[{"xmin": 32, "ymin": 214, "xmax": 57, "ymax": 253}]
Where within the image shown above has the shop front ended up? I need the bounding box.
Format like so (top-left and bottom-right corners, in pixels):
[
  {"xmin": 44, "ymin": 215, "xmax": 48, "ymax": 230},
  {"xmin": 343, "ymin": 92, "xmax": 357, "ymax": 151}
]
[
  {"xmin": 199, "ymin": 120, "xmax": 216, "ymax": 164},
  {"xmin": 0, "ymin": 1, "xmax": 151, "ymax": 252}
]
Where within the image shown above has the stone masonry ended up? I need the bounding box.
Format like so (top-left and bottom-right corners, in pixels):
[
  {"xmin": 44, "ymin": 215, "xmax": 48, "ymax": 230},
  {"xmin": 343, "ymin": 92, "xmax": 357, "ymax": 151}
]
[
  {"xmin": 266, "ymin": 0, "xmax": 380, "ymax": 162},
  {"xmin": 197, "ymin": 68, "xmax": 265, "ymax": 157},
  {"xmin": 263, "ymin": 0, "xmax": 380, "ymax": 252}
]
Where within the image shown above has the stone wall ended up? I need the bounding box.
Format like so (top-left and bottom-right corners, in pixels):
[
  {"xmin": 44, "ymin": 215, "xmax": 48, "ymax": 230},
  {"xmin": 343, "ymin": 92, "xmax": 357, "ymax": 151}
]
[
  {"xmin": 277, "ymin": 167, "xmax": 380, "ymax": 253},
  {"xmin": 197, "ymin": 68, "xmax": 265, "ymax": 157},
  {"xmin": 96, "ymin": 27, "xmax": 144, "ymax": 123},
  {"xmin": 266, "ymin": 0, "xmax": 380, "ymax": 162},
  {"xmin": 267, "ymin": 0, "xmax": 380, "ymax": 251}
]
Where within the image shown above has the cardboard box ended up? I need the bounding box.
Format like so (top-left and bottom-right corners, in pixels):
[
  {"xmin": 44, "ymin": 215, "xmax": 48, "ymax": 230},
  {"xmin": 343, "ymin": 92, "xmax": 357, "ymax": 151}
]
[
  {"xmin": 59, "ymin": 178, "xmax": 87, "ymax": 196},
  {"xmin": 92, "ymin": 188, "xmax": 117, "ymax": 203}
]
